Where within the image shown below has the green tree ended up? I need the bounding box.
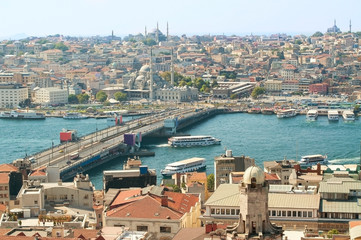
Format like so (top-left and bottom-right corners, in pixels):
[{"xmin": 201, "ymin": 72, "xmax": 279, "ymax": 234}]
[
  {"xmin": 114, "ymin": 92, "xmax": 127, "ymax": 101},
  {"xmin": 251, "ymin": 87, "xmax": 266, "ymax": 99},
  {"xmin": 54, "ymin": 42, "xmax": 69, "ymax": 51},
  {"xmin": 327, "ymin": 229, "xmax": 339, "ymax": 238},
  {"xmin": 19, "ymin": 98, "xmax": 31, "ymax": 108},
  {"xmin": 96, "ymin": 91, "xmax": 108, "ymax": 102},
  {"xmin": 211, "ymin": 80, "xmax": 219, "ymax": 88},
  {"xmin": 294, "ymin": 39, "xmax": 302, "ymax": 45},
  {"xmin": 77, "ymin": 93, "xmax": 89, "ymax": 104},
  {"xmin": 142, "ymin": 38, "xmax": 157, "ymax": 46},
  {"xmin": 277, "ymin": 51, "xmax": 285, "ymax": 60},
  {"xmin": 312, "ymin": 31, "xmax": 324, "ymax": 37},
  {"xmin": 207, "ymin": 173, "xmax": 214, "ymax": 191},
  {"xmin": 68, "ymin": 94, "xmax": 79, "ymax": 104}
]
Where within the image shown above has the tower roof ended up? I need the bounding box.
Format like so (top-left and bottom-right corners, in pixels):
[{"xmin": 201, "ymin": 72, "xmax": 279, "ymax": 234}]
[{"xmin": 243, "ymin": 165, "xmax": 264, "ymax": 185}]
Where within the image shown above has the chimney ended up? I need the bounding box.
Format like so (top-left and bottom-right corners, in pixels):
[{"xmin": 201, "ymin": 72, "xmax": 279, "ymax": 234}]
[
  {"xmin": 317, "ymin": 163, "xmax": 321, "ymax": 175},
  {"xmin": 161, "ymin": 195, "xmax": 168, "ymax": 207}
]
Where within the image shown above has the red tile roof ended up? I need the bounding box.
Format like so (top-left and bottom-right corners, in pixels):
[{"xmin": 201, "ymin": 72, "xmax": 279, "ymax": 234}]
[
  {"xmin": 0, "ymin": 164, "xmax": 18, "ymax": 173},
  {"xmin": 109, "ymin": 189, "xmax": 143, "ymax": 209},
  {"xmin": 107, "ymin": 195, "xmax": 182, "ymax": 220},
  {"xmin": 164, "ymin": 191, "xmax": 199, "ymax": 214},
  {"xmin": 73, "ymin": 229, "xmax": 98, "ymax": 239}
]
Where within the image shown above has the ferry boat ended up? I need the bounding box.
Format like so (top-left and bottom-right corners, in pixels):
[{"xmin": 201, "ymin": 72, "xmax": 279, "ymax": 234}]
[
  {"xmin": 276, "ymin": 109, "xmax": 296, "ymax": 118},
  {"xmin": 306, "ymin": 109, "xmax": 318, "ymax": 121},
  {"xmin": 63, "ymin": 112, "xmax": 88, "ymax": 120},
  {"xmin": 161, "ymin": 157, "xmax": 206, "ymax": 176},
  {"xmin": 0, "ymin": 110, "xmax": 45, "ymax": 120},
  {"xmin": 299, "ymin": 154, "xmax": 328, "ymax": 166},
  {"xmin": 168, "ymin": 135, "xmax": 221, "ymax": 147},
  {"xmin": 328, "ymin": 110, "xmax": 339, "ymax": 121},
  {"xmin": 342, "ymin": 110, "xmax": 355, "ymax": 122}
]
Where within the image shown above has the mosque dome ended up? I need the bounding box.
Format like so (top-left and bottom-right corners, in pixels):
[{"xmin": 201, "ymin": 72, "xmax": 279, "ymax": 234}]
[
  {"xmin": 139, "ymin": 65, "xmax": 150, "ymax": 73},
  {"xmin": 243, "ymin": 166, "xmax": 264, "ymax": 185}
]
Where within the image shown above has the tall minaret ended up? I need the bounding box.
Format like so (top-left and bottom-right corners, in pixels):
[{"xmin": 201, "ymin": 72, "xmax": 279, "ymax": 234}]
[
  {"xmin": 171, "ymin": 47, "xmax": 174, "ymax": 86},
  {"xmin": 145, "ymin": 26, "xmax": 147, "ymax": 38},
  {"xmin": 149, "ymin": 48, "xmax": 154, "ymax": 100},
  {"xmin": 350, "ymin": 19, "xmax": 352, "ymax": 33},
  {"xmin": 156, "ymin": 22, "xmax": 159, "ymax": 43},
  {"xmin": 111, "ymin": 30, "xmax": 114, "ymax": 40},
  {"xmin": 167, "ymin": 22, "xmax": 169, "ymax": 41}
]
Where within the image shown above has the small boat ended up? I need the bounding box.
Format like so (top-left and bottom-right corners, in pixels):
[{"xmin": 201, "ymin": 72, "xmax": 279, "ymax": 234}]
[
  {"xmin": 328, "ymin": 110, "xmax": 339, "ymax": 121},
  {"xmin": 0, "ymin": 110, "xmax": 45, "ymax": 120},
  {"xmin": 248, "ymin": 107, "xmax": 261, "ymax": 114},
  {"xmin": 342, "ymin": 110, "xmax": 355, "ymax": 122},
  {"xmin": 63, "ymin": 112, "xmax": 88, "ymax": 120},
  {"xmin": 306, "ymin": 109, "xmax": 318, "ymax": 121},
  {"xmin": 161, "ymin": 157, "xmax": 206, "ymax": 176},
  {"xmin": 276, "ymin": 109, "xmax": 296, "ymax": 118},
  {"xmin": 299, "ymin": 154, "xmax": 328, "ymax": 166},
  {"xmin": 261, "ymin": 108, "xmax": 275, "ymax": 115},
  {"xmin": 168, "ymin": 135, "xmax": 221, "ymax": 147}
]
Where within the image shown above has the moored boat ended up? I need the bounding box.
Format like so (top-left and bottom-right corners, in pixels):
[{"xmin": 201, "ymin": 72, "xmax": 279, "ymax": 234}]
[
  {"xmin": 0, "ymin": 110, "xmax": 45, "ymax": 120},
  {"xmin": 306, "ymin": 109, "xmax": 318, "ymax": 121},
  {"xmin": 63, "ymin": 112, "xmax": 88, "ymax": 120},
  {"xmin": 327, "ymin": 110, "xmax": 339, "ymax": 121},
  {"xmin": 168, "ymin": 135, "xmax": 221, "ymax": 147},
  {"xmin": 276, "ymin": 109, "xmax": 296, "ymax": 118},
  {"xmin": 342, "ymin": 110, "xmax": 355, "ymax": 122},
  {"xmin": 248, "ymin": 107, "xmax": 261, "ymax": 114},
  {"xmin": 261, "ymin": 108, "xmax": 275, "ymax": 115},
  {"xmin": 161, "ymin": 157, "xmax": 206, "ymax": 176}
]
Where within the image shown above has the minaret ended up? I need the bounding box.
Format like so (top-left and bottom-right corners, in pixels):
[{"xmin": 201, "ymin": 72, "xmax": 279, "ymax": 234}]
[
  {"xmin": 350, "ymin": 19, "xmax": 352, "ymax": 33},
  {"xmin": 145, "ymin": 26, "xmax": 147, "ymax": 38},
  {"xmin": 111, "ymin": 30, "xmax": 114, "ymax": 40},
  {"xmin": 156, "ymin": 22, "xmax": 159, "ymax": 43},
  {"xmin": 167, "ymin": 22, "xmax": 169, "ymax": 41},
  {"xmin": 149, "ymin": 48, "xmax": 154, "ymax": 100},
  {"xmin": 171, "ymin": 47, "xmax": 174, "ymax": 86}
]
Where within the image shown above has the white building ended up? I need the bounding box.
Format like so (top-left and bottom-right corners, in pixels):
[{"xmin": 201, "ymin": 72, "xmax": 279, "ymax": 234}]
[
  {"xmin": 0, "ymin": 83, "xmax": 28, "ymax": 108},
  {"xmin": 33, "ymin": 87, "xmax": 68, "ymax": 105},
  {"xmin": 156, "ymin": 86, "xmax": 198, "ymax": 102}
]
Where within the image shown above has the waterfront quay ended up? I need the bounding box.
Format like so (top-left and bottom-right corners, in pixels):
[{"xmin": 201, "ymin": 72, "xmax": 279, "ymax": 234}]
[{"xmin": 28, "ymin": 107, "xmax": 220, "ymax": 180}]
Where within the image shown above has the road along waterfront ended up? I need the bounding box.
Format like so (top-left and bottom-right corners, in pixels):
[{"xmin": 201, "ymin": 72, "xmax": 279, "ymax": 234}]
[{"xmin": 1, "ymin": 112, "xmax": 361, "ymax": 189}]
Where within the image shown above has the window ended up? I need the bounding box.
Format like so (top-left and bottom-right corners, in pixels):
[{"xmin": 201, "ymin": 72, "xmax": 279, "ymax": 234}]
[
  {"xmin": 282, "ymin": 211, "xmax": 286, "ymax": 217},
  {"xmin": 226, "ymin": 209, "xmax": 230, "ymax": 215},
  {"xmin": 231, "ymin": 209, "xmax": 235, "ymax": 215},
  {"xmin": 298, "ymin": 211, "xmax": 302, "ymax": 217},
  {"xmin": 84, "ymin": 194, "xmax": 88, "ymax": 199},
  {"xmin": 221, "ymin": 209, "xmax": 225, "ymax": 215},
  {"xmin": 303, "ymin": 211, "xmax": 307, "ymax": 217},
  {"xmin": 308, "ymin": 211, "xmax": 312, "ymax": 218},
  {"xmin": 160, "ymin": 226, "xmax": 171, "ymax": 233},
  {"xmin": 236, "ymin": 209, "xmax": 240, "ymax": 215},
  {"xmin": 211, "ymin": 209, "xmax": 215, "ymax": 215},
  {"xmin": 272, "ymin": 210, "xmax": 276, "ymax": 216},
  {"xmin": 287, "ymin": 211, "xmax": 291, "ymax": 217},
  {"xmin": 293, "ymin": 211, "xmax": 296, "ymax": 217},
  {"xmin": 34, "ymin": 200, "xmax": 38, "ymax": 205},
  {"xmin": 137, "ymin": 226, "xmax": 148, "ymax": 231}
]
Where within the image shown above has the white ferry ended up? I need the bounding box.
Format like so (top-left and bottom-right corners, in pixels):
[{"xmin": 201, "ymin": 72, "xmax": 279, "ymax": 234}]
[
  {"xmin": 161, "ymin": 157, "xmax": 206, "ymax": 176},
  {"xmin": 168, "ymin": 135, "xmax": 221, "ymax": 147},
  {"xmin": 0, "ymin": 110, "xmax": 45, "ymax": 120},
  {"xmin": 299, "ymin": 154, "xmax": 328, "ymax": 166},
  {"xmin": 306, "ymin": 109, "xmax": 318, "ymax": 121},
  {"xmin": 327, "ymin": 110, "xmax": 339, "ymax": 121},
  {"xmin": 63, "ymin": 112, "xmax": 88, "ymax": 120},
  {"xmin": 342, "ymin": 110, "xmax": 355, "ymax": 122},
  {"xmin": 276, "ymin": 109, "xmax": 296, "ymax": 118}
]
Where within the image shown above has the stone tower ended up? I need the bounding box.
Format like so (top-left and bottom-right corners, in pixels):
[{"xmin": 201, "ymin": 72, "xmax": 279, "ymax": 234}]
[{"xmin": 227, "ymin": 165, "xmax": 283, "ymax": 239}]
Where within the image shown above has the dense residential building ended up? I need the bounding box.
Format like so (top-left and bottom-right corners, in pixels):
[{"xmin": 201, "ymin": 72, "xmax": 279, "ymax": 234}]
[
  {"xmin": 33, "ymin": 87, "xmax": 68, "ymax": 105},
  {"xmin": 214, "ymin": 150, "xmax": 254, "ymax": 190},
  {"xmin": 0, "ymin": 83, "xmax": 28, "ymax": 108},
  {"xmin": 104, "ymin": 185, "xmax": 201, "ymax": 239}
]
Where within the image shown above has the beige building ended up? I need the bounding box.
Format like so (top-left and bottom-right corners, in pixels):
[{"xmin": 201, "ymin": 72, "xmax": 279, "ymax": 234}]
[
  {"xmin": 40, "ymin": 49, "xmax": 64, "ymax": 61},
  {"xmin": 33, "ymin": 87, "xmax": 68, "ymax": 105},
  {"xmin": 264, "ymin": 80, "xmax": 282, "ymax": 93},
  {"xmin": 155, "ymin": 86, "xmax": 198, "ymax": 102},
  {"xmin": 214, "ymin": 150, "xmax": 254, "ymax": 190},
  {"xmin": 105, "ymin": 186, "xmax": 201, "ymax": 239},
  {"xmin": 263, "ymin": 159, "xmax": 297, "ymax": 185},
  {"xmin": 0, "ymin": 83, "xmax": 28, "ymax": 108}
]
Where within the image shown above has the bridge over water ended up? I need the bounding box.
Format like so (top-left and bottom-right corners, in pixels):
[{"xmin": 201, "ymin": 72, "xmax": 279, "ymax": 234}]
[{"xmin": 26, "ymin": 107, "xmax": 222, "ymax": 180}]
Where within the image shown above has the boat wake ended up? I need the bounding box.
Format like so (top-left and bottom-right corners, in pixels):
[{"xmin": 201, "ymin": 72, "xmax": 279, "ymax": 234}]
[
  {"xmin": 147, "ymin": 144, "xmax": 169, "ymax": 148},
  {"xmin": 328, "ymin": 156, "xmax": 360, "ymax": 164}
]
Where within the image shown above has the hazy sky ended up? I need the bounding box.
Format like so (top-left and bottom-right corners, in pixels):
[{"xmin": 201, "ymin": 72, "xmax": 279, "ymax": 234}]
[{"xmin": 1, "ymin": 0, "xmax": 360, "ymax": 38}]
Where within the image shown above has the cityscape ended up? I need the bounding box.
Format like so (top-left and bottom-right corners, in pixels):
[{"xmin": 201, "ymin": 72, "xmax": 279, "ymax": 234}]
[{"xmin": 2, "ymin": 1, "xmax": 361, "ymax": 240}]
